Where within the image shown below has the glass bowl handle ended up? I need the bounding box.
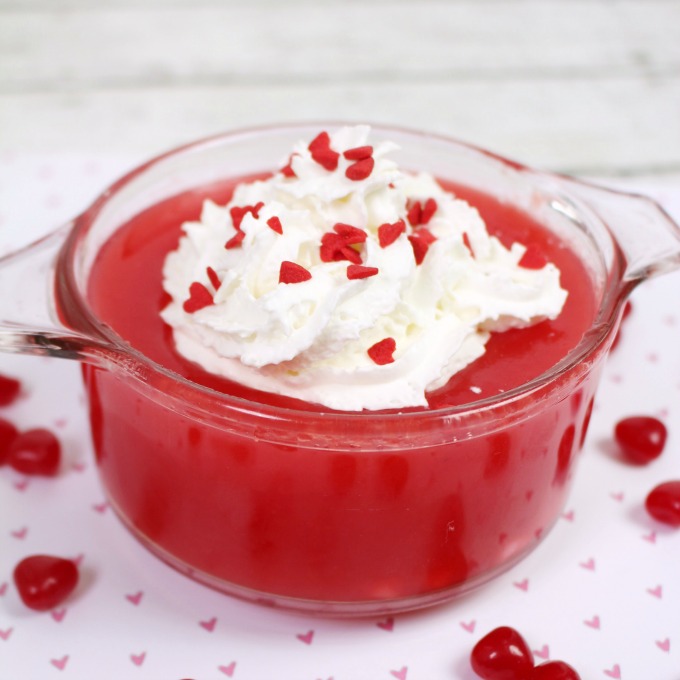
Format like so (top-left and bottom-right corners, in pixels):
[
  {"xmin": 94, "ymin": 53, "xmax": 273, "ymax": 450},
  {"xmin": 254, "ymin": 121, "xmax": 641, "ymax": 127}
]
[
  {"xmin": 0, "ymin": 224, "xmax": 113, "ymax": 365},
  {"xmin": 557, "ymin": 177, "xmax": 680, "ymax": 284}
]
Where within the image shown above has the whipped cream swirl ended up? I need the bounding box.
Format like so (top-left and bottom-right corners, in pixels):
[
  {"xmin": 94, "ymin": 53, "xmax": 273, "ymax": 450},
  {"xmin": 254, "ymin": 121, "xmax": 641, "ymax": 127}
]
[{"xmin": 161, "ymin": 126, "xmax": 567, "ymax": 411}]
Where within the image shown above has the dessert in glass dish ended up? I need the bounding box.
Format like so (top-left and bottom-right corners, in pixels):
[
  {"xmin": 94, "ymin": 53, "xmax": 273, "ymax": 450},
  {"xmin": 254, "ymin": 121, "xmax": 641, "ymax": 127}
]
[{"xmin": 1, "ymin": 123, "xmax": 679, "ymax": 615}]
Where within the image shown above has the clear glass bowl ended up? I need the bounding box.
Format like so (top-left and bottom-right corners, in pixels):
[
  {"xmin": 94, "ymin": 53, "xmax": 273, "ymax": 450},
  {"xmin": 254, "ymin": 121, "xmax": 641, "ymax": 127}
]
[{"xmin": 1, "ymin": 123, "xmax": 679, "ymax": 616}]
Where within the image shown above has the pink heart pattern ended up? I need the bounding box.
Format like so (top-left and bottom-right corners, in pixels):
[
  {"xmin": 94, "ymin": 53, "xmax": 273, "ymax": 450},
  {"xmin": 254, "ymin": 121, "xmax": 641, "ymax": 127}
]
[
  {"xmin": 50, "ymin": 655, "xmax": 69, "ymax": 671},
  {"xmin": 603, "ymin": 663, "xmax": 621, "ymax": 679},
  {"xmin": 584, "ymin": 615, "xmax": 601, "ymax": 629},
  {"xmin": 513, "ymin": 578, "xmax": 529, "ymax": 591},
  {"xmin": 126, "ymin": 591, "xmax": 144, "ymax": 606},
  {"xmin": 51, "ymin": 608, "xmax": 67, "ymax": 623},
  {"xmin": 579, "ymin": 557, "xmax": 596, "ymax": 571},
  {"xmin": 218, "ymin": 662, "xmax": 237, "ymax": 676},
  {"xmin": 0, "ymin": 627, "xmax": 13, "ymax": 641},
  {"xmin": 200, "ymin": 617, "xmax": 217, "ymax": 632},
  {"xmin": 296, "ymin": 630, "xmax": 314, "ymax": 645},
  {"xmin": 533, "ymin": 644, "xmax": 549, "ymax": 660},
  {"xmin": 646, "ymin": 584, "xmax": 663, "ymax": 598},
  {"xmin": 130, "ymin": 651, "xmax": 146, "ymax": 666},
  {"xmin": 460, "ymin": 620, "xmax": 476, "ymax": 634},
  {"xmin": 390, "ymin": 667, "xmax": 408, "ymax": 680},
  {"xmin": 656, "ymin": 638, "xmax": 670, "ymax": 652}
]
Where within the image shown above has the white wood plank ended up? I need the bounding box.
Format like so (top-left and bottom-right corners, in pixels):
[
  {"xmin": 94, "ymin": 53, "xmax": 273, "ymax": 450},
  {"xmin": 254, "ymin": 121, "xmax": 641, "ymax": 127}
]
[
  {"xmin": 1, "ymin": 2, "xmax": 679, "ymax": 90},
  {"xmin": 2, "ymin": 76, "xmax": 678, "ymax": 175}
]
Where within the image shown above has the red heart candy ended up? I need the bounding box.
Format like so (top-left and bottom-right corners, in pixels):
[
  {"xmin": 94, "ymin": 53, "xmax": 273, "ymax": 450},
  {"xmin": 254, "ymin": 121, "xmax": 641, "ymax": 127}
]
[
  {"xmin": 8, "ymin": 428, "xmax": 61, "ymax": 476},
  {"xmin": 645, "ymin": 480, "xmax": 680, "ymax": 526},
  {"xmin": 345, "ymin": 157, "xmax": 374, "ymax": 181},
  {"xmin": 614, "ymin": 416, "xmax": 667, "ymax": 464},
  {"xmin": 13, "ymin": 555, "xmax": 79, "ymax": 611},
  {"xmin": 470, "ymin": 626, "xmax": 534, "ymax": 679},
  {"xmin": 530, "ymin": 661, "xmax": 581, "ymax": 680}
]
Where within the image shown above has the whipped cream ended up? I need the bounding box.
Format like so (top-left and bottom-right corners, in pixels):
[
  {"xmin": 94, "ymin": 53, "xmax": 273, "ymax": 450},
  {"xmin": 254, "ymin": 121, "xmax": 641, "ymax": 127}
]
[{"xmin": 161, "ymin": 126, "xmax": 567, "ymax": 411}]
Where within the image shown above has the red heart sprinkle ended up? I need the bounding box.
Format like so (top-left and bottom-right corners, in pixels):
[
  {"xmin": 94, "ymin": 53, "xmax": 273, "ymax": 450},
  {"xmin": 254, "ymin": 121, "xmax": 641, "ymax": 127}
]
[
  {"xmin": 224, "ymin": 230, "xmax": 246, "ymax": 250},
  {"xmin": 267, "ymin": 216, "xmax": 283, "ymax": 234},
  {"xmin": 206, "ymin": 266, "xmax": 221, "ymax": 290},
  {"xmin": 367, "ymin": 337, "xmax": 396, "ymax": 365},
  {"xmin": 407, "ymin": 198, "xmax": 438, "ymax": 226},
  {"xmin": 13, "ymin": 555, "xmax": 79, "ymax": 611},
  {"xmin": 0, "ymin": 374, "xmax": 21, "ymax": 407},
  {"xmin": 333, "ymin": 223, "xmax": 367, "ymax": 244},
  {"xmin": 8, "ymin": 428, "xmax": 61, "ymax": 476},
  {"xmin": 519, "ymin": 244, "xmax": 547, "ymax": 269},
  {"xmin": 280, "ymin": 154, "xmax": 297, "ymax": 177},
  {"xmin": 408, "ymin": 230, "xmax": 436, "ymax": 265},
  {"xmin": 0, "ymin": 417, "xmax": 19, "ymax": 465},
  {"xmin": 320, "ymin": 230, "xmax": 364, "ymax": 264},
  {"xmin": 614, "ymin": 416, "xmax": 667, "ymax": 464},
  {"xmin": 308, "ymin": 131, "xmax": 339, "ymax": 171},
  {"xmin": 407, "ymin": 200, "xmax": 422, "ymax": 226},
  {"xmin": 470, "ymin": 626, "xmax": 534, "ymax": 679},
  {"xmin": 347, "ymin": 265, "xmax": 379, "ymax": 280},
  {"xmin": 183, "ymin": 282, "xmax": 214, "ymax": 313},
  {"xmin": 529, "ymin": 660, "xmax": 582, "ymax": 680},
  {"xmin": 343, "ymin": 145, "xmax": 373, "ymax": 161},
  {"xmin": 378, "ymin": 220, "xmax": 406, "ymax": 248},
  {"xmin": 420, "ymin": 198, "xmax": 438, "ymax": 224},
  {"xmin": 346, "ymin": 157, "xmax": 375, "ymax": 181},
  {"xmin": 279, "ymin": 261, "xmax": 312, "ymax": 284},
  {"xmin": 230, "ymin": 202, "xmax": 264, "ymax": 230},
  {"xmin": 645, "ymin": 481, "xmax": 680, "ymax": 526}
]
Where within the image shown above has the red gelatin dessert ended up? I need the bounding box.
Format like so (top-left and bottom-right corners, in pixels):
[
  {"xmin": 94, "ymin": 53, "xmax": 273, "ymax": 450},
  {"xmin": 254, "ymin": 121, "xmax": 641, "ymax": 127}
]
[{"xmin": 39, "ymin": 123, "xmax": 679, "ymax": 614}]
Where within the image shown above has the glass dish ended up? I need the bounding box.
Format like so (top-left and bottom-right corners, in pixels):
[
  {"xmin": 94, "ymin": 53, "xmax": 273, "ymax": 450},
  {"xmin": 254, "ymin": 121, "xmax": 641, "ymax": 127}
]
[{"xmin": 1, "ymin": 123, "xmax": 679, "ymax": 616}]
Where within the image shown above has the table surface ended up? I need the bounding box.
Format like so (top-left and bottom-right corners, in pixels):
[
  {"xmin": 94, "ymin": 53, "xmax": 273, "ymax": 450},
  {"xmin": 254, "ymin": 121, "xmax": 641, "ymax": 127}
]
[{"xmin": 1, "ymin": 2, "xmax": 680, "ymax": 679}]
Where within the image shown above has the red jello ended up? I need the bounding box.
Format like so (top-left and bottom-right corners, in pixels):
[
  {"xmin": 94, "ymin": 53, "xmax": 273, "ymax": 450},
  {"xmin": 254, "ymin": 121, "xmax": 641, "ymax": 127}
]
[{"xmin": 81, "ymin": 174, "xmax": 600, "ymax": 611}]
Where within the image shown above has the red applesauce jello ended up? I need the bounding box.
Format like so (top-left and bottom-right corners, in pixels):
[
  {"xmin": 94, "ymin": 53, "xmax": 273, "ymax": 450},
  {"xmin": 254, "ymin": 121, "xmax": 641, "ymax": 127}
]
[{"xmin": 81, "ymin": 126, "xmax": 599, "ymax": 610}]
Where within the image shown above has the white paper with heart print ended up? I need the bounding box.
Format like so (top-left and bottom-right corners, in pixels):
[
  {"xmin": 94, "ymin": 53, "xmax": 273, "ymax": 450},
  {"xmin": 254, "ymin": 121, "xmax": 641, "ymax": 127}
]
[{"xmin": 0, "ymin": 154, "xmax": 679, "ymax": 680}]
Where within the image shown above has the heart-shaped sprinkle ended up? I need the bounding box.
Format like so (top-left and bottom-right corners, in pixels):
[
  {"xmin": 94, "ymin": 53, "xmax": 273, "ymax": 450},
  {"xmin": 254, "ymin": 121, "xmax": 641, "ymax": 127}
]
[
  {"xmin": 470, "ymin": 626, "xmax": 534, "ymax": 679},
  {"xmin": 230, "ymin": 202, "xmax": 264, "ymax": 230},
  {"xmin": 8, "ymin": 428, "xmax": 61, "ymax": 476},
  {"xmin": 279, "ymin": 261, "xmax": 312, "ymax": 284},
  {"xmin": 367, "ymin": 337, "xmax": 396, "ymax": 365},
  {"xmin": 333, "ymin": 223, "xmax": 367, "ymax": 244},
  {"xmin": 0, "ymin": 375, "xmax": 20, "ymax": 407},
  {"xmin": 13, "ymin": 555, "xmax": 79, "ymax": 611},
  {"xmin": 420, "ymin": 197, "xmax": 438, "ymax": 223},
  {"xmin": 206, "ymin": 266, "xmax": 221, "ymax": 291},
  {"xmin": 345, "ymin": 157, "xmax": 374, "ymax": 181},
  {"xmin": 267, "ymin": 216, "xmax": 283, "ymax": 234},
  {"xmin": 183, "ymin": 282, "xmax": 214, "ymax": 313},
  {"xmin": 378, "ymin": 220, "xmax": 406, "ymax": 247},
  {"xmin": 224, "ymin": 229, "xmax": 246, "ymax": 249},
  {"xmin": 347, "ymin": 264, "xmax": 379, "ymax": 280},
  {"xmin": 343, "ymin": 145, "xmax": 373, "ymax": 161},
  {"xmin": 308, "ymin": 132, "xmax": 339, "ymax": 171},
  {"xmin": 408, "ymin": 229, "xmax": 436, "ymax": 265},
  {"xmin": 280, "ymin": 154, "xmax": 297, "ymax": 177},
  {"xmin": 407, "ymin": 198, "xmax": 438, "ymax": 226},
  {"xmin": 645, "ymin": 480, "xmax": 680, "ymax": 526}
]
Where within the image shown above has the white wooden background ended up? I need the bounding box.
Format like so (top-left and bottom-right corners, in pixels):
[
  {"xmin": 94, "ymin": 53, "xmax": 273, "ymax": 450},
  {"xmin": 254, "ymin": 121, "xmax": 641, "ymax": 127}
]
[{"xmin": 1, "ymin": 0, "xmax": 679, "ymax": 178}]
